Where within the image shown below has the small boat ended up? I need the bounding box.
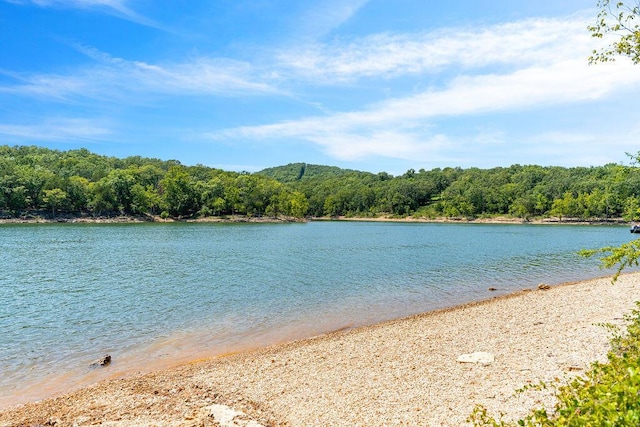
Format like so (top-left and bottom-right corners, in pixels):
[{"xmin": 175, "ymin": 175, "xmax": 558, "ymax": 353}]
[{"xmin": 631, "ymin": 224, "xmax": 640, "ymax": 233}]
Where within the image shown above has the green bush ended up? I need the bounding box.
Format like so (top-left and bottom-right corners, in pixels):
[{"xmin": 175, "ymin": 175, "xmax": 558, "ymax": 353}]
[{"xmin": 469, "ymin": 302, "xmax": 640, "ymax": 426}]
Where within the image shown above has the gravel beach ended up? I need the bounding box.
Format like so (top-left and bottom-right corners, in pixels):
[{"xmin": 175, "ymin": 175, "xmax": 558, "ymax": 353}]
[{"xmin": 2, "ymin": 273, "xmax": 640, "ymax": 426}]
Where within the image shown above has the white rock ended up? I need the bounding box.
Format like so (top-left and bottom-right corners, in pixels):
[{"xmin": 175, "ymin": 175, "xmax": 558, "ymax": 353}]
[
  {"xmin": 202, "ymin": 404, "xmax": 265, "ymax": 427},
  {"xmin": 457, "ymin": 351, "xmax": 494, "ymax": 365}
]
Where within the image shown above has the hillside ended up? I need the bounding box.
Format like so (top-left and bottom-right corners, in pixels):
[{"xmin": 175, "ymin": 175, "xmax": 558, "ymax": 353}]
[
  {"xmin": 256, "ymin": 162, "xmax": 372, "ymax": 183},
  {"xmin": 2, "ymin": 145, "xmax": 640, "ymax": 222}
]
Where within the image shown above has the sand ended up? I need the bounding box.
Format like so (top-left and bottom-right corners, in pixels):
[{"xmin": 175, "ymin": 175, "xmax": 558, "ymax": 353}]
[{"xmin": 2, "ymin": 273, "xmax": 640, "ymax": 427}]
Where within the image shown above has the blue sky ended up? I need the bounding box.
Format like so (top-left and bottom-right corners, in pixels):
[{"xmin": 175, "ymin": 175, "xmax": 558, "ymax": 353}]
[{"xmin": 1, "ymin": 0, "xmax": 639, "ymax": 175}]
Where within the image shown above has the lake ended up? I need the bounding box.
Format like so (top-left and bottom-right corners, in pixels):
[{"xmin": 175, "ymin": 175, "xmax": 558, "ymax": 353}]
[{"xmin": 0, "ymin": 220, "xmax": 636, "ymax": 406}]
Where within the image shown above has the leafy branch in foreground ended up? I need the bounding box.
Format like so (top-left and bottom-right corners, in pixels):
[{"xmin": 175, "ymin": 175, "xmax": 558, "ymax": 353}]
[
  {"xmin": 469, "ymin": 9, "xmax": 640, "ymax": 426},
  {"xmin": 469, "ymin": 303, "xmax": 640, "ymax": 426},
  {"xmin": 588, "ymin": 0, "xmax": 640, "ymax": 64},
  {"xmin": 579, "ymin": 239, "xmax": 640, "ymax": 282},
  {"xmin": 579, "ymin": 152, "xmax": 640, "ymax": 283}
]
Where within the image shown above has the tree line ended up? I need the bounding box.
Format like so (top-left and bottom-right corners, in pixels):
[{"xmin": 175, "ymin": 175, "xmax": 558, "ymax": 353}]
[
  {"xmin": 0, "ymin": 145, "xmax": 308, "ymax": 219},
  {"xmin": 260, "ymin": 161, "xmax": 640, "ymax": 221},
  {"xmin": 1, "ymin": 145, "xmax": 640, "ymax": 221}
]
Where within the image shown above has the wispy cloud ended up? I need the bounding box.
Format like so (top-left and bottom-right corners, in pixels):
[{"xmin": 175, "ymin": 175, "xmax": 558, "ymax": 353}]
[
  {"xmin": 210, "ymin": 12, "xmax": 640, "ymax": 163},
  {"xmin": 0, "ymin": 69, "xmax": 93, "ymax": 101},
  {"xmin": 293, "ymin": 0, "xmax": 371, "ymax": 41},
  {"xmin": 372, "ymin": 59, "xmax": 637, "ymax": 120},
  {"xmin": 4, "ymin": 0, "xmax": 159, "ymax": 28},
  {"xmin": 0, "ymin": 14, "xmax": 602, "ymax": 103},
  {"xmin": 0, "ymin": 47, "xmax": 279, "ymax": 102},
  {"xmin": 277, "ymin": 15, "xmax": 594, "ymax": 82},
  {"xmin": 0, "ymin": 118, "xmax": 112, "ymax": 142},
  {"xmin": 76, "ymin": 48, "xmax": 278, "ymax": 97},
  {"xmin": 2, "ymin": 7, "xmax": 636, "ymax": 168},
  {"xmin": 25, "ymin": 0, "xmax": 129, "ymax": 11}
]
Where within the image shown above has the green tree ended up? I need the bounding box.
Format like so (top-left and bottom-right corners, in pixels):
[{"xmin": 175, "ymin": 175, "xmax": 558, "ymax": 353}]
[
  {"xmin": 533, "ymin": 192, "xmax": 550, "ymax": 215},
  {"xmin": 287, "ymin": 191, "xmax": 309, "ymax": 218},
  {"xmin": 589, "ymin": 0, "xmax": 640, "ymax": 64},
  {"xmin": 104, "ymin": 169, "xmax": 137, "ymax": 214},
  {"xmin": 6, "ymin": 185, "xmax": 29, "ymax": 215},
  {"xmin": 0, "ymin": 175, "xmax": 15, "ymax": 212},
  {"xmin": 323, "ymin": 194, "xmax": 340, "ymax": 217},
  {"xmin": 130, "ymin": 183, "xmax": 160, "ymax": 215},
  {"xmin": 198, "ymin": 177, "xmax": 226, "ymax": 215},
  {"xmin": 160, "ymin": 166, "xmax": 199, "ymax": 217},
  {"xmin": 15, "ymin": 165, "xmax": 55, "ymax": 209},
  {"xmin": 212, "ymin": 197, "xmax": 227, "ymax": 216},
  {"xmin": 65, "ymin": 176, "xmax": 90, "ymax": 212},
  {"xmin": 509, "ymin": 196, "xmax": 535, "ymax": 220},
  {"xmin": 584, "ymin": 188, "xmax": 608, "ymax": 218},
  {"xmin": 550, "ymin": 192, "xmax": 581, "ymax": 221},
  {"xmin": 440, "ymin": 195, "xmax": 474, "ymax": 218},
  {"xmin": 623, "ymin": 196, "xmax": 640, "ymax": 220},
  {"xmin": 42, "ymin": 188, "xmax": 68, "ymax": 216},
  {"xmin": 224, "ymin": 182, "xmax": 241, "ymax": 215},
  {"xmin": 88, "ymin": 178, "xmax": 116, "ymax": 215}
]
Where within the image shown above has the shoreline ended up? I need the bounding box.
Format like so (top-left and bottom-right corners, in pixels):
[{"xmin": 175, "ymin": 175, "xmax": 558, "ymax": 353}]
[
  {"xmin": 313, "ymin": 214, "xmax": 629, "ymax": 226},
  {"xmin": 0, "ymin": 213, "xmax": 303, "ymax": 224},
  {"xmin": 2, "ymin": 273, "xmax": 640, "ymax": 426},
  {"xmin": 0, "ymin": 212, "xmax": 630, "ymax": 226}
]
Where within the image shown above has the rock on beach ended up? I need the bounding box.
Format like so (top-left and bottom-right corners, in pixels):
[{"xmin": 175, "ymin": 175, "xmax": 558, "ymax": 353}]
[{"xmin": 89, "ymin": 354, "xmax": 111, "ymax": 368}]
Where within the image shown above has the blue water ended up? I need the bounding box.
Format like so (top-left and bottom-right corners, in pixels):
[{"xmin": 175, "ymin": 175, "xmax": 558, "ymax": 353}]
[{"xmin": 0, "ymin": 221, "xmax": 636, "ymax": 405}]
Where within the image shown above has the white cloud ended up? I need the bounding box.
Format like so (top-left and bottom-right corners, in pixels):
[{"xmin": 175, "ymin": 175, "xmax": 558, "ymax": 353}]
[
  {"xmin": 0, "ymin": 70, "xmax": 92, "ymax": 101},
  {"xmin": 0, "ymin": 118, "xmax": 112, "ymax": 142},
  {"xmin": 211, "ymin": 55, "xmax": 640, "ymax": 162},
  {"xmin": 0, "ymin": 13, "xmax": 607, "ymax": 104},
  {"xmin": 0, "ymin": 48, "xmax": 278, "ymax": 102},
  {"xmin": 3, "ymin": 6, "xmax": 637, "ymax": 168},
  {"xmin": 277, "ymin": 15, "xmax": 594, "ymax": 82},
  {"xmin": 378, "ymin": 58, "xmax": 637, "ymax": 119},
  {"xmin": 203, "ymin": 11, "xmax": 640, "ymax": 164},
  {"xmin": 316, "ymin": 131, "xmax": 451, "ymax": 162}
]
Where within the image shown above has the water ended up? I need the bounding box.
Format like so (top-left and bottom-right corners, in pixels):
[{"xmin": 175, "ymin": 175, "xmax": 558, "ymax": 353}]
[{"xmin": 0, "ymin": 221, "xmax": 636, "ymax": 406}]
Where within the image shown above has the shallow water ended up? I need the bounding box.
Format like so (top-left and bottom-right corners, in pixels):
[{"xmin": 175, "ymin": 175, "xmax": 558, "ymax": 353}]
[{"xmin": 0, "ymin": 221, "xmax": 635, "ymax": 406}]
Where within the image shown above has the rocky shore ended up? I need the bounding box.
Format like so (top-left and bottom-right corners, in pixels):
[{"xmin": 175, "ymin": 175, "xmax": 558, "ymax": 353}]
[
  {"xmin": 0, "ymin": 212, "xmax": 628, "ymax": 226},
  {"xmin": 2, "ymin": 273, "xmax": 640, "ymax": 426},
  {"xmin": 0, "ymin": 213, "xmax": 303, "ymax": 224}
]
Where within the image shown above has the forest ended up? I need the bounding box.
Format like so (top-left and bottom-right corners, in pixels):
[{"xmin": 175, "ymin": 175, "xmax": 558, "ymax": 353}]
[{"xmin": 1, "ymin": 145, "xmax": 640, "ymax": 222}]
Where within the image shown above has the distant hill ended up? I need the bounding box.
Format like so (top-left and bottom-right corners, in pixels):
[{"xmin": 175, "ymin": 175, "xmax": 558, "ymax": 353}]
[{"xmin": 256, "ymin": 162, "xmax": 373, "ymax": 183}]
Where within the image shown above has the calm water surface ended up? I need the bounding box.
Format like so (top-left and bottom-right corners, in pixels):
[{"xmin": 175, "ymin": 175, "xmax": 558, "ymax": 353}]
[{"xmin": 0, "ymin": 221, "xmax": 636, "ymax": 405}]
